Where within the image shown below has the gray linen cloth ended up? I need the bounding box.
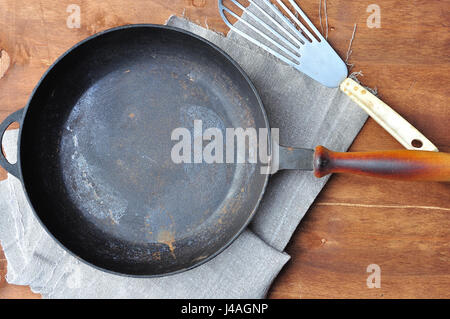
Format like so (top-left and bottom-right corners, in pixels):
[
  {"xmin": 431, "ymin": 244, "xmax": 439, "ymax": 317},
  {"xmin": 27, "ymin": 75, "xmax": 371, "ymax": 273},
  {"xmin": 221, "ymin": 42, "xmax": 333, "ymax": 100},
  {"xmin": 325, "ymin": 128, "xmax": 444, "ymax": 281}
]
[{"xmin": 0, "ymin": 17, "xmax": 367, "ymax": 298}]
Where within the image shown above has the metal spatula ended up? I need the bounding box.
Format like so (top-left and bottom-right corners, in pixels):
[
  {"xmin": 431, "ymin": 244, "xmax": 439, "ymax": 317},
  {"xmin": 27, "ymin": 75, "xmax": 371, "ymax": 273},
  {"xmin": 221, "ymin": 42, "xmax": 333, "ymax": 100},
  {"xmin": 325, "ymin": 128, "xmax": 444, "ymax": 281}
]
[{"xmin": 218, "ymin": 0, "xmax": 438, "ymax": 152}]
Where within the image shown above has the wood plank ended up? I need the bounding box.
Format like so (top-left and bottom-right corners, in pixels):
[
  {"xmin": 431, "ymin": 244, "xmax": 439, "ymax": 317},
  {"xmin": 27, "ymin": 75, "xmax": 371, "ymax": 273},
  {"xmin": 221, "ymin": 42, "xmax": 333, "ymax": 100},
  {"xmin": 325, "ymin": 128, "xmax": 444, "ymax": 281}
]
[
  {"xmin": 269, "ymin": 199, "xmax": 450, "ymax": 299},
  {"xmin": 0, "ymin": 0, "xmax": 448, "ymax": 299}
]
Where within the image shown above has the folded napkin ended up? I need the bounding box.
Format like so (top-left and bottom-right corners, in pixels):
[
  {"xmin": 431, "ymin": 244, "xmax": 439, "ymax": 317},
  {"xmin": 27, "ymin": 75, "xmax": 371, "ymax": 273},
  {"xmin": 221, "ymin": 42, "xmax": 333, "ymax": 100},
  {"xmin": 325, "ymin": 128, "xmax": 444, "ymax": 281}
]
[{"xmin": 0, "ymin": 16, "xmax": 367, "ymax": 298}]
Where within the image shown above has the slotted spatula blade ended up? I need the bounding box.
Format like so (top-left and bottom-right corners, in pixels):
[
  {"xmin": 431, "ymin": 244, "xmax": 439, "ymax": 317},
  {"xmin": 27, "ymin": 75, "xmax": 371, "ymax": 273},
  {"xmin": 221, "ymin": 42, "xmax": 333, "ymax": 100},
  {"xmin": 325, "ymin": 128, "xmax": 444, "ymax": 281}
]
[
  {"xmin": 218, "ymin": 0, "xmax": 438, "ymax": 152},
  {"xmin": 219, "ymin": 0, "xmax": 348, "ymax": 88}
]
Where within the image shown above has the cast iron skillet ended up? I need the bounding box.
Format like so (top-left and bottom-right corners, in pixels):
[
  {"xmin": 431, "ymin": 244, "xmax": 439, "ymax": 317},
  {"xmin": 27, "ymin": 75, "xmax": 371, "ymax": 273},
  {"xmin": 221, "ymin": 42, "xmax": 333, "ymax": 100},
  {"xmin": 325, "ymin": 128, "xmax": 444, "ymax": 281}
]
[
  {"xmin": 0, "ymin": 25, "xmax": 270, "ymax": 276},
  {"xmin": 1, "ymin": 25, "xmax": 449, "ymax": 277}
]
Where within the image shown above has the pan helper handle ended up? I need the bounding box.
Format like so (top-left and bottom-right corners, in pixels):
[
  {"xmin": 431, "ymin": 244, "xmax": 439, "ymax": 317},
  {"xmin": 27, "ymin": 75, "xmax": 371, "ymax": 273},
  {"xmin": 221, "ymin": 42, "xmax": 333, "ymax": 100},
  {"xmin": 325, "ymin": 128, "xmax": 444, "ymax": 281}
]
[
  {"xmin": 340, "ymin": 78, "xmax": 438, "ymax": 152},
  {"xmin": 313, "ymin": 146, "xmax": 450, "ymax": 181},
  {"xmin": 0, "ymin": 108, "xmax": 23, "ymax": 178}
]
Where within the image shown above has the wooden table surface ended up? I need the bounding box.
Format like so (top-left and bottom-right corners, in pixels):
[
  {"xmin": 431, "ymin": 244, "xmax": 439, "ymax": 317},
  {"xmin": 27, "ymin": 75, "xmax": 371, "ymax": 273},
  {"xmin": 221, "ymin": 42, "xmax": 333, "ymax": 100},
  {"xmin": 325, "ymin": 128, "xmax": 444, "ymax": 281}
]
[{"xmin": 0, "ymin": 0, "xmax": 449, "ymax": 299}]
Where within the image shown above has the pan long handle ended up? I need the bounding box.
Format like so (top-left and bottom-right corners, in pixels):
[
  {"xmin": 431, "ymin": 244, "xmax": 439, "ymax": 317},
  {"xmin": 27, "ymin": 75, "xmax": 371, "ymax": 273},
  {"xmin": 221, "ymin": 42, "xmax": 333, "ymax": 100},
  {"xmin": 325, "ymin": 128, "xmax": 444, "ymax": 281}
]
[
  {"xmin": 314, "ymin": 146, "xmax": 450, "ymax": 181},
  {"xmin": 340, "ymin": 78, "xmax": 439, "ymax": 152},
  {"xmin": 0, "ymin": 108, "xmax": 23, "ymax": 178}
]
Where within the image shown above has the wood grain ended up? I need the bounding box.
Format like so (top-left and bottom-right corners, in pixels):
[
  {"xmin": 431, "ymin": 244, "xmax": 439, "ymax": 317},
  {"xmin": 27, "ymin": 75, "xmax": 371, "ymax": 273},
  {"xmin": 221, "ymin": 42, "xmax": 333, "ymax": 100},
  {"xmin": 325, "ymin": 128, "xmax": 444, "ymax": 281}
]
[{"xmin": 0, "ymin": 0, "xmax": 449, "ymax": 299}]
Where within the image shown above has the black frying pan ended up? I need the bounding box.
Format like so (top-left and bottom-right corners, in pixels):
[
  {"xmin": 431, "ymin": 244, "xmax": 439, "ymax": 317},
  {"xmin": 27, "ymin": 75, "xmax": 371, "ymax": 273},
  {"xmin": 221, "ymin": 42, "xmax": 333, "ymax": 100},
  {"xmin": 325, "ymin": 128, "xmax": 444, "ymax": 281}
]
[{"xmin": 1, "ymin": 25, "xmax": 449, "ymax": 277}]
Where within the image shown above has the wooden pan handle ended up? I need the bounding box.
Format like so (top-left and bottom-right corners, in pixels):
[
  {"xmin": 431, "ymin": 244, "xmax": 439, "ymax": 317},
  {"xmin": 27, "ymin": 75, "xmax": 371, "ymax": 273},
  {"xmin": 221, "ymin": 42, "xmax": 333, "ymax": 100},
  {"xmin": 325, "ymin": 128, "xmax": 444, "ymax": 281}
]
[{"xmin": 314, "ymin": 146, "xmax": 450, "ymax": 181}]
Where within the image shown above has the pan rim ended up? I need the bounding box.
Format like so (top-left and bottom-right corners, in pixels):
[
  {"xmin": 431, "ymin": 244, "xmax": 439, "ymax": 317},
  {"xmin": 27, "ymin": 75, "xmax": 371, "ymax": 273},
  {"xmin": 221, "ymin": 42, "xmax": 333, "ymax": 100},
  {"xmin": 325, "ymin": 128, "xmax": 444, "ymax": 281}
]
[{"xmin": 16, "ymin": 23, "xmax": 271, "ymax": 277}]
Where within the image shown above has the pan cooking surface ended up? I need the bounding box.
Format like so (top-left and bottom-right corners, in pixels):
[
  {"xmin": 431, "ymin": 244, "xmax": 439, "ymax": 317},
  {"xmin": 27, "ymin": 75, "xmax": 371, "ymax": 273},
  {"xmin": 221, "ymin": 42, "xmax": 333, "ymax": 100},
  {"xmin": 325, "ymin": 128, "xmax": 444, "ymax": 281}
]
[{"xmin": 19, "ymin": 26, "xmax": 269, "ymax": 275}]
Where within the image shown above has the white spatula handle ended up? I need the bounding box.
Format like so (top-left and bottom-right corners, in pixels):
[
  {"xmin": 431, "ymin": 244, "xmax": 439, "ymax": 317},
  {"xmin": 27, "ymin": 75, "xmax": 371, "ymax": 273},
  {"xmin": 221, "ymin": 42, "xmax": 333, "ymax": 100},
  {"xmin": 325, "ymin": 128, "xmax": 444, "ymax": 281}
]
[{"xmin": 340, "ymin": 78, "xmax": 438, "ymax": 152}]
